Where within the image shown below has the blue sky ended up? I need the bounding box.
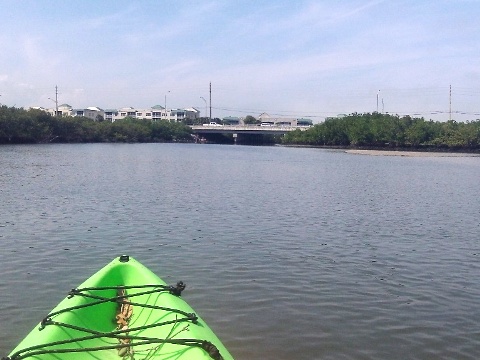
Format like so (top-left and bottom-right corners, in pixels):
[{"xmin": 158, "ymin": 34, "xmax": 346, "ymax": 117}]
[{"xmin": 1, "ymin": 0, "xmax": 479, "ymax": 122}]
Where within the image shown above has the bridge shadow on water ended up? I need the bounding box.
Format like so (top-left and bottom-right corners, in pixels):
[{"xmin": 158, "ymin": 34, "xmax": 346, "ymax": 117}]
[{"xmin": 199, "ymin": 133, "xmax": 279, "ymax": 145}]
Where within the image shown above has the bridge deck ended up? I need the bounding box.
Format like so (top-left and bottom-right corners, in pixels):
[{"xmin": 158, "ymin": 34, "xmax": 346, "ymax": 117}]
[{"xmin": 190, "ymin": 125, "xmax": 310, "ymax": 134}]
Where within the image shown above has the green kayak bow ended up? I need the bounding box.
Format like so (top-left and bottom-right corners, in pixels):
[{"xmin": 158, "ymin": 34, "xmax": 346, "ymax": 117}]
[{"xmin": 4, "ymin": 255, "xmax": 234, "ymax": 360}]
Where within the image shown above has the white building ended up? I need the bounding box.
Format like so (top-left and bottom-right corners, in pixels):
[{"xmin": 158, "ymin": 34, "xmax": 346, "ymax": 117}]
[
  {"xmin": 46, "ymin": 103, "xmax": 74, "ymax": 117},
  {"xmin": 116, "ymin": 107, "xmax": 138, "ymax": 120},
  {"xmin": 258, "ymin": 113, "xmax": 312, "ymax": 126},
  {"xmin": 40, "ymin": 104, "xmax": 200, "ymax": 123},
  {"xmin": 104, "ymin": 109, "xmax": 119, "ymax": 122},
  {"xmin": 163, "ymin": 108, "xmax": 200, "ymax": 122},
  {"xmin": 113, "ymin": 106, "xmax": 200, "ymax": 122},
  {"xmin": 39, "ymin": 104, "xmax": 104, "ymax": 120},
  {"xmin": 72, "ymin": 106, "xmax": 105, "ymax": 121}
]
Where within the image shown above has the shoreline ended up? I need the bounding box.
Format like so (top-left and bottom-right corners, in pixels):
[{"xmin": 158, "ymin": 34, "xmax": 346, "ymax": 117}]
[
  {"xmin": 280, "ymin": 144, "xmax": 480, "ymax": 156},
  {"xmin": 345, "ymin": 149, "xmax": 480, "ymax": 157}
]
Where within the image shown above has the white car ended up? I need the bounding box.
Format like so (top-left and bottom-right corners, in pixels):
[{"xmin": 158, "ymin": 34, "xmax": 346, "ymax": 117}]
[{"xmin": 203, "ymin": 122, "xmax": 223, "ymax": 126}]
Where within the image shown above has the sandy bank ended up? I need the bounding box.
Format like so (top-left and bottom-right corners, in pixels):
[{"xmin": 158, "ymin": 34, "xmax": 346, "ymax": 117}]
[{"xmin": 345, "ymin": 149, "xmax": 480, "ymax": 157}]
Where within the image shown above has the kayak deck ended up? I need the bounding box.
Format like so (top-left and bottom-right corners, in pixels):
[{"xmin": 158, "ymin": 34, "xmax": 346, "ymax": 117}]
[{"xmin": 5, "ymin": 255, "xmax": 233, "ymax": 360}]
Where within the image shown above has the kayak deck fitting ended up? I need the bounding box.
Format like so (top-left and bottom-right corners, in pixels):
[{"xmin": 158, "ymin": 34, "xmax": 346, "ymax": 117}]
[{"xmin": 3, "ymin": 255, "xmax": 234, "ymax": 360}]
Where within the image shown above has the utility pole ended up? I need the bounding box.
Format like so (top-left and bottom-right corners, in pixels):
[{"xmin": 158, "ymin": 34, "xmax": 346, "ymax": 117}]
[
  {"xmin": 209, "ymin": 82, "xmax": 212, "ymax": 121},
  {"xmin": 49, "ymin": 86, "xmax": 59, "ymax": 117},
  {"xmin": 376, "ymin": 90, "xmax": 380, "ymax": 113},
  {"xmin": 449, "ymin": 85, "xmax": 452, "ymax": 121},
  {"xmin": 55, "ymin": 85, "xmax": 58, "ymax": 117},
  {"xmin": 165, "ymin": 90, "xmax": 170, "ymax": 111}
]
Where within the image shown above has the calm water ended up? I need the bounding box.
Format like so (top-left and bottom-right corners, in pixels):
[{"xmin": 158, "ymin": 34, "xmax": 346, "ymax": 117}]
[{"xmin": 1, "ymin": 144, "xmax": 479, "ymax": 360}]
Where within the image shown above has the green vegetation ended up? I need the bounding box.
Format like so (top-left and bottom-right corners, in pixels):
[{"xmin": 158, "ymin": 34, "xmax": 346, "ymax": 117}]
[
  {"xmin": 0, "ymin": 106, "xmax": 192, "ymax": 144},
  {"xmin": 2, "ymin": 106, "xmax": 480, "ymax": 150},
  {"xmin": 283, "ymin": 113, "xmax": 480, "ymax": 151},
  {"xmin": 243, "ymin": 115, "xmax": 259, "ymax": 125}
]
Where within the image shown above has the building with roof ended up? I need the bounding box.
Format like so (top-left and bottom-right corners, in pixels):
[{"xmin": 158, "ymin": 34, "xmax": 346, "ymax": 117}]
[
  {"xmin": 46, "ymin": 103, "xmax": 74, "ymax": 117},
  {"xmin": 104, "ymin": 109, "xmax": 119, "ymax": 122},
  {"xmin": 72, "ymin": 106, "xmax": 105, "ymax": 121},
  {"xmin": 40, "ymin": 104, "xmax": 200, "ymax": 123},
  {"xmin": 114, "ymin": 106, "xmax": 200, "ymax": 122},
  {"xmin": 258, "ymin": 113, "xmax": 312, "ymax": 126}
]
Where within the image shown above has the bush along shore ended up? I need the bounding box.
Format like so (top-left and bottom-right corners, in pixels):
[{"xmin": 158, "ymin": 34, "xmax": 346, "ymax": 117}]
[
  {"xmin": 0, "ymin": 106, "xmax": 193, "ymax": 144},
  {"xmin": 282, "ymin": 112, "xmax": 480, "ymax": 152},
  {"xmin": 1, "ymin": 106, "xmax": 480, "ymax": 151}
]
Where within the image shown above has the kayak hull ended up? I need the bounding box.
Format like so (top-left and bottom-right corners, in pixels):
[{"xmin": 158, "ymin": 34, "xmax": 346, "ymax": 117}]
[{"xmin": 6, "ymin": 255, "xmax": 233, "ymax": 360}]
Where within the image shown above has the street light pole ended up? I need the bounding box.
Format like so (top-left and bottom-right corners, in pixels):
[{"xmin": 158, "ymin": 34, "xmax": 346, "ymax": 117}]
[
  {"xmin": 164, "ymin": 90, "xmax": 170, "ymax": 110},
  {"xmin": 48, "ymin": 86, "xmax": 59, "ymax": 117},
  {"xmin": 164, "ymin": 90, "xmax": 170, "ymax": 121}
]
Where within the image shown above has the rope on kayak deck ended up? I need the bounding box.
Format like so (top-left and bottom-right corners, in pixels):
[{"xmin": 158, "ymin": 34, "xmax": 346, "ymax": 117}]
[{"xmin": 3, "ymin": 283, "xmax": 224, "ymax": 360}]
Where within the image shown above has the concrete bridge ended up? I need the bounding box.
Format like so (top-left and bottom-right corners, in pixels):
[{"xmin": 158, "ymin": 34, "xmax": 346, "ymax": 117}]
[
  {"xmin": 189, "ymin": 124, "xmax": 310, "ymax": 144},
  {"xmin": 190, "ymin": 124, "xmax": 310, "ymax": 135}
]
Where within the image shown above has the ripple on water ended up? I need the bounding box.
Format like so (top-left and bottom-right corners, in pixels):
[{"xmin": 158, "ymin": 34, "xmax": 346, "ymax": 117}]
[{"xmin": 1, "ymin": 144, "xmax": 480, "ymax": 359}]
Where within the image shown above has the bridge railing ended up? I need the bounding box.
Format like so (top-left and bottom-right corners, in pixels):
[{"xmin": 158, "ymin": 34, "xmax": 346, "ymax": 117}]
[{"xmin": 190, "ymin": 125, "xmax": 311, "ymax": 132}]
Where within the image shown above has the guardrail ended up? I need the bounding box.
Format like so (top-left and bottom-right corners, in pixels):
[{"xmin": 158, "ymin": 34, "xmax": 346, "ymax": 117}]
[{"xmin": 190, "ymin": 125, "xmax": 311, "ymax": 132}]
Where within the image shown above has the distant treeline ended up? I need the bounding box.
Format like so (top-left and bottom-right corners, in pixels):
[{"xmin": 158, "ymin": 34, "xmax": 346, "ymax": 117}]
[
  {"xmin": 283, "ymin": 113, "xmax": 480, "ymax": 150},
  {"xmin": 0, "ymin": 106, "xmax": 192, "ymax": 144},
  {"xmin": 2, "ymin": 106, "xmax": 480, "ymax": 150}
]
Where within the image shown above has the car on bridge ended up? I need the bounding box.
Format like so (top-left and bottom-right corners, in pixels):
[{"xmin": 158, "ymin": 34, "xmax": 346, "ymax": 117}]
[{"xmin": 203, "ymin": 122, "xmax": 223, "ymax": 126}]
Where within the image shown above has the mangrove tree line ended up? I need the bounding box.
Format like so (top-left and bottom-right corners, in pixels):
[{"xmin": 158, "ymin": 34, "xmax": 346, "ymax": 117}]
[
  {"xmin": 0, "ymin": 106, "xmax": 192, "ymax": 144},
  {"xmin": 283, "ymin": 113, "xmax": 480, "ymax": 150}
]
